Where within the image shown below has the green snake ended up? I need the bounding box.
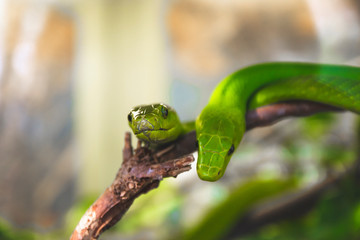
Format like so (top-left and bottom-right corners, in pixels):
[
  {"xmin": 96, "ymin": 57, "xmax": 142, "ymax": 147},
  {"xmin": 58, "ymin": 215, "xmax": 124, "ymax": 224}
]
[{"xmin": 128, "ymin": 62, "xmax": 360, "ymax": 181}]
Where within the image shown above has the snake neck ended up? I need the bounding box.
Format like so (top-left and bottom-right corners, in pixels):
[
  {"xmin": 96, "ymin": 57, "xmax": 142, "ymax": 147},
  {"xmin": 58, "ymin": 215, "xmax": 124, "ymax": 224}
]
[{"xmin": 182, "ymin": 121, "xmax": 196, "ymax": 133}]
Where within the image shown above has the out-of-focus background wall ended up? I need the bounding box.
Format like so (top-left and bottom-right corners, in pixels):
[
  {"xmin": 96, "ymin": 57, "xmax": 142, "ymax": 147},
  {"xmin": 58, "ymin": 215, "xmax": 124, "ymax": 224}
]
[
  {"xmin": 0, "ymin": 2, "xmax": 75, "ymax": 229},
  {"xmin": 0, "ymin": 0, "xmax": 359, "ymax": 239}
]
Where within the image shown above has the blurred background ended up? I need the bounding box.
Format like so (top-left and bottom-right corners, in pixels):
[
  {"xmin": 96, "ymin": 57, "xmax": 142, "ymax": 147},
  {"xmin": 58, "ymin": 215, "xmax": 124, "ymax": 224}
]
[{"xmin": 0, "ymin": 0, "xmax": 360, "ymax": 239}]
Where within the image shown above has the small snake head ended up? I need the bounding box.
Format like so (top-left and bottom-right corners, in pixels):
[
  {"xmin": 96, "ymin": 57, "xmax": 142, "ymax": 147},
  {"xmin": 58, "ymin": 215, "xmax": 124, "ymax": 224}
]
[
  {"xmin": 128, "ymin": 103, "xmax": 184, "ymax": 144},
  {"xmin": 196, "ymin": 106, "xmax": 244, "ymax": 181}
]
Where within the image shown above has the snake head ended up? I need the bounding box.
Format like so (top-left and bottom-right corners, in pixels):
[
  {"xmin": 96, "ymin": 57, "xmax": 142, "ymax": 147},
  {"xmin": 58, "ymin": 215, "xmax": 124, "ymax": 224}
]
[
  {"xmin": 196, "ymin": 106, "xmax": 245, "ymax": 181},
  {"xmin": 196, "ymin": 134, "xmax": 234, "ymax": 181},
  {"xmin": 127, "ymin": 103, "xmax": 184, "ymax": 144}
]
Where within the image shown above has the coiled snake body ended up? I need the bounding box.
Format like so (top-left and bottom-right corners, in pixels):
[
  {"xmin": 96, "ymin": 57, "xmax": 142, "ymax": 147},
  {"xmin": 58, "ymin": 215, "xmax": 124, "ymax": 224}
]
[{"xmin": 128, "ymin": 62, "xmax": 360, "ymax": 181}]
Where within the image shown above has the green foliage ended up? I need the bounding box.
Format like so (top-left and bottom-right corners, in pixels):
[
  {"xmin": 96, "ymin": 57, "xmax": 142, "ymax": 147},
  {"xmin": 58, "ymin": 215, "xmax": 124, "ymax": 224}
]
[
  {"xmin": 0, "ymin": 195, "xmax": 100, "ymax": 240},
  {"xmin": 181, "ymin": 178, "xmax": 297, "ymax": 240},
  {"xmin": 300, "ymin": 113, "xmax": 335, "ymax": 139},
  {"xmin": 0, "ymin": 219, "xmax": 35, "ymax": 240},
  {"xmin": 243, "ymin": 176, "xmax": 360, "ymax": 240},
  {"xmin": 282, "ymin": 113, "xmax": 355, "ymax": 185},
  {"xmin": 110, "ymin": 181, "xmax": 184, "ymax": 236}
]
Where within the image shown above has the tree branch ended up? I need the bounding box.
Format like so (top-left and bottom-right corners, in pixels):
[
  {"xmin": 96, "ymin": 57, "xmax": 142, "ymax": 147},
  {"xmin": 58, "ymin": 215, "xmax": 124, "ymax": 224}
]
[
  {"xmin": 245, "ymin": 100, "xmax": 342, "ymax": 130},
  {"xmin": 70, "ymin": 133, "xmax": 194, "ymax": 240},
  {"xmin": 71, "ymin": 100, "xmax": 344, "ymax": 240}
]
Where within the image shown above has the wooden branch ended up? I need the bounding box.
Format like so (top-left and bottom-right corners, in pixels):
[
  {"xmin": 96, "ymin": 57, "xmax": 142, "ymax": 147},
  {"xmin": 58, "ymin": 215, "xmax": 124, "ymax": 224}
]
[
  {"xmin": 245, "ymin": 100, "xmax": 342, "ymax": 130},
  {"xmin": 71, "ymin": 100, "xmax": 344, "ymax": 240},
  {"xmin": 71, "ymin": 133, "xmax": 194, "ymax": 240}
]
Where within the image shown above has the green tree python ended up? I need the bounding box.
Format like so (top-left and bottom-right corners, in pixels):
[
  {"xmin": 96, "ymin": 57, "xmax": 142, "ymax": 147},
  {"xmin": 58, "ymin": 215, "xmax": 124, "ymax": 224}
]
[{"xmin": 128, "ymin": 62, "xmax": 360, "ymax": 181}]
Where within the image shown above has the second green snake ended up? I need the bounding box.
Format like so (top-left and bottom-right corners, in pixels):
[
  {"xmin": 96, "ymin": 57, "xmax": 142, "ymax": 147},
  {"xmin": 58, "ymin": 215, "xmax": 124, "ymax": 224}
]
[{"xmin": 128, "ymin": 62, "xmax": 360, "ymax": 181}]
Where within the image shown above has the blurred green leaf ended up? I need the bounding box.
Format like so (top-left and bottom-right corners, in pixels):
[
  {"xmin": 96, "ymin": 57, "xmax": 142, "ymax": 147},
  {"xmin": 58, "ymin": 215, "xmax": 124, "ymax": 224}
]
[
  {"xmin": 0, "ymin": 219, "xmax": 34, "ymax": 240},
  {"xmin": 181, "ymin": 178, "xmax": 297, "ymax": 240},
  {"xmin": 114, "ymin": 181, "xmax": 183, "ymax": 234},
  {"xmin": 243, "ymin": 175, "xmax": 360, "ymax": 240},
  {"xmin": 300, "ymin": 113, "xmax": 335, "ymax": 139}
]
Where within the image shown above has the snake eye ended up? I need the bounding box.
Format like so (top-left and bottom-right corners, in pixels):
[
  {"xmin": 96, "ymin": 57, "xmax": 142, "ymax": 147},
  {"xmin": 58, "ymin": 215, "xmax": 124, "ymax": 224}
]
[
  {"xmin": 127, "ymin": 113, "xmax": 132, "ymax": 122},
  {"xmin": 161, "ymin": 106, "xmax": 168, "ymax": 119},
  {"xmin": 227, "ymin": 144, "xmax": 235, "ymax": 156}
]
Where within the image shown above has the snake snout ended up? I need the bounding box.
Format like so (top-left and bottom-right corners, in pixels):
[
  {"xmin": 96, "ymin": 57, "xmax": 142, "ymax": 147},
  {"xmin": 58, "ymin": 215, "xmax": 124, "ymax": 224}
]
[
  {"xmin": 137, "ymin": 119, "xmax": 155, "ymax": 131},
  {"xmin": 197, "ymin": 164, "xmax": 222, "ymax": 182}
]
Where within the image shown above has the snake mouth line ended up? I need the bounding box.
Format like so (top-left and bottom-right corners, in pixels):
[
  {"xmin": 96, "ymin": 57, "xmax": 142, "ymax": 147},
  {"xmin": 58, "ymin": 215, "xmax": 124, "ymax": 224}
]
[{"xmin": 135, "ymin": 128, "xmax": 169, "ymax": 134}]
